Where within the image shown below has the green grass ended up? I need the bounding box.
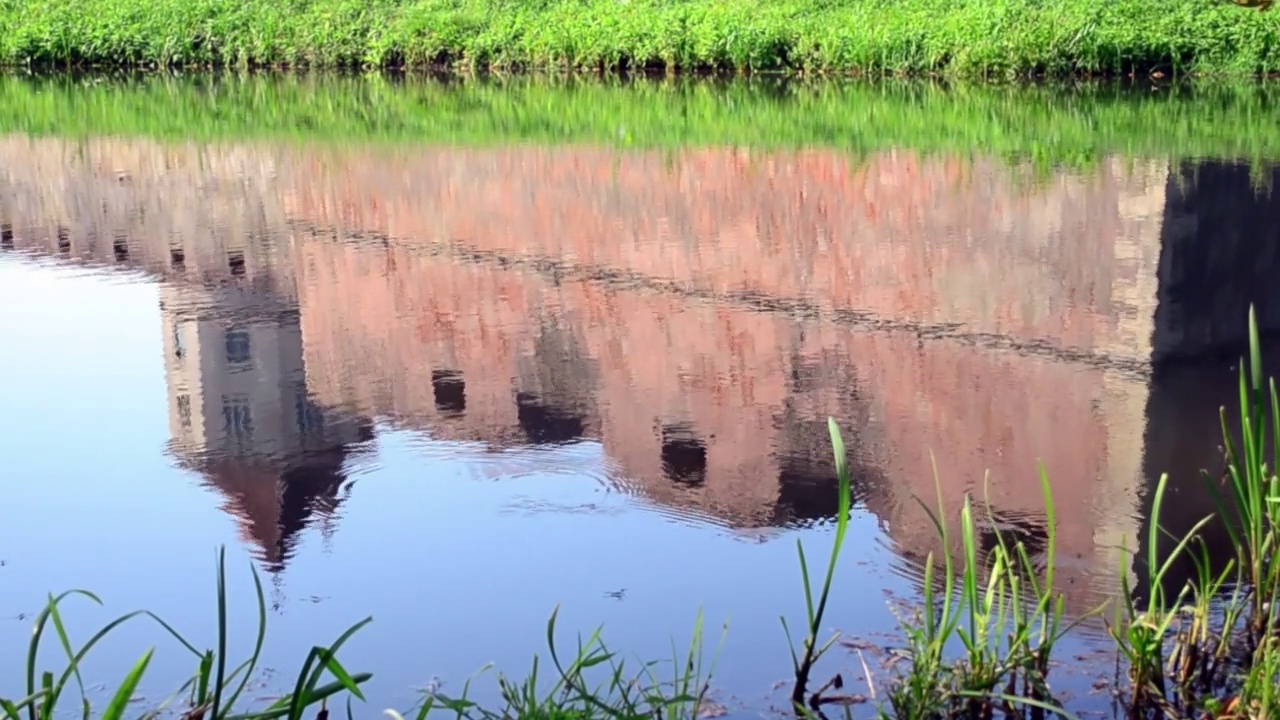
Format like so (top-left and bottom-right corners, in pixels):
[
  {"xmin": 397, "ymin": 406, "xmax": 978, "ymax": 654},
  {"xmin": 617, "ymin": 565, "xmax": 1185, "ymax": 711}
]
[
  {"xmin": 388, "ymin": 610, "xmax": 724, "ymax": 720},
  {"xmin": 2, "ymin": 547, "xmax": 370, "ymax": 720},
  {"xmin": 0, "ymin": 0, "xmax": 1279, "ymax": 75},
  {"xmin": 4, "ymin": 74, "xmax": 1280, "ymax": 168},
  {"xmin": 782, "ymin": 419, "xmax": 853, "ymax": 711}
]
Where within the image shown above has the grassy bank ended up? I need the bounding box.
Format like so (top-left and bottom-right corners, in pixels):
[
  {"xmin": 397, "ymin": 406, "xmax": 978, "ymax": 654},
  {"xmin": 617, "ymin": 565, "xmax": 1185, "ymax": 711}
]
[
  {"xmin": 7, "ymin": 310, "xmax": 1280, "ymax": 719},
  {"xmin": 0, "ymin": 0, "xmax": 1279, "ymax": 75},
  {"xmin": 4, "ymin": 74, "xmax": 1280, "ymax": 167}
]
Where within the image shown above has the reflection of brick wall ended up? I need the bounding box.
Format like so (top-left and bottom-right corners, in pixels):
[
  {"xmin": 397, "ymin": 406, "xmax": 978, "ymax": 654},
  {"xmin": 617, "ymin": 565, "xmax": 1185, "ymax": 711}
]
[
  {"xmin": 1, "ymin": 136, "xmax": 1176, "ymax": 614},
  {"xmin": 277, "ymin": 146, "xmax": 1177, "ymax": 614},
  {"xmin": 0, "ymin": 136, "xmax": 295, "ymax": 295},
  {"xmin": 291, "ymin": 229, "xmax": 1121, "ymax": 608},
  {"xmin": 279, "ymin": 147, "xmax": 1156, "ymax": 354}
]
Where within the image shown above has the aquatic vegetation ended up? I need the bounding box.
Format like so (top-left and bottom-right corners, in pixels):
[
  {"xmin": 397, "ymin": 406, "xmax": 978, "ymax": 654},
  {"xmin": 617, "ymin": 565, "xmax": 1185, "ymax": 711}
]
[
  {"xmin": 1216, "ymin": 307, "xmax": 1280, "ymax": 653},
  {"xmin": 388, "ymin": 610, "xmax": 724, "ymax": 720},
  {"xmin": 0, "ymin": 548, "xmax": 370, "ymax": 720},
  {"xmin": 783, "ymin": 418, "xmax": 852, "ymax": 711},
  {"xmin": 870, "ymin": 306, "xmax": 1280, "ymax": 718},
  {"xmin": 1103, "ymin": 306, "xmax": 1280, "ymax": 717},
  {"xmin": 879, "ymin": 467, "xmax": 1080, "ymax": 720},
  {"xmin": 1, "ymin": 0, "xmax": 1280, "ymax": 76}
]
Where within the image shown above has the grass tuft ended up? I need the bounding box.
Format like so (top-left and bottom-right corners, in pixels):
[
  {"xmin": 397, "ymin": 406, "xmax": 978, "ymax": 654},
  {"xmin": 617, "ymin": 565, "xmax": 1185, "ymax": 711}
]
[{"xmin": 0, "ymin": 547, "xmax": 371, "ymax": 720}]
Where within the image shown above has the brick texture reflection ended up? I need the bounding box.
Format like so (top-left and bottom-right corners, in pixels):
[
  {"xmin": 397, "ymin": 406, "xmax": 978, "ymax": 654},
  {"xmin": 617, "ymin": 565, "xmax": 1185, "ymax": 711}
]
[
  {"xmin": 277, "ymin": 145, "xmax": 1169, "ymax": 614},
  {"xmin": 5, "ymin": 135, "xmax": 1249, "ymax": 616}
]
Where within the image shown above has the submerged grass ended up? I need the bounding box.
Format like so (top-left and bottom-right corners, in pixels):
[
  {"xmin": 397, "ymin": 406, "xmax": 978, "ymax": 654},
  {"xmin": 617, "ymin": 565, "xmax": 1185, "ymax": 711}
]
[
  {"xmin": 0, "ymin": 0, "xmax": 1279, "ymax": 76},
  {"xmin": 8, "ymin": 309, "xmax": 1280, "ymax": 717}
]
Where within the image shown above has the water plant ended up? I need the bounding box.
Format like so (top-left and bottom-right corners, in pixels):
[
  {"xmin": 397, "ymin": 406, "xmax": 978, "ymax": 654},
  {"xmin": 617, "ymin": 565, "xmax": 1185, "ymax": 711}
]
[
  {"xmin": 1107, "ymin": 472, "xmax": 1216, "ymax": 712},
  {"xmin": 390, "ymin": 609, "xmax": 724, "ymax": 720},
  {"xmin": 868, "ymin": 309, "xmax": 1280, "ymax": 719},
  {"xmin": 1, "ymin": 547, "xmax": 371, "ymax": 720},
  {"xmin": 1215, "ymin": 306, "xmax": 1280, "ymax": 654},
  {"xmin": 875, "ymin": 465, "xmax": 1081, "ymax": 720},
  {"xmin": 783, "ymin": 418, "xmax": 853, "ymax": 711},
  {"xmin": 1103, "ymin": 305, "xmax": 1280, "ymax": 716}
]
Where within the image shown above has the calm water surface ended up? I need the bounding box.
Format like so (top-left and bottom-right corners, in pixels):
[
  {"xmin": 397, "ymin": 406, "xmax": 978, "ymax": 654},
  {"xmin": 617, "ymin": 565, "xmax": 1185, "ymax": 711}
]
[{"xmin": 2, "ymin": 76, "xmax": 1280, "ymax": 716}]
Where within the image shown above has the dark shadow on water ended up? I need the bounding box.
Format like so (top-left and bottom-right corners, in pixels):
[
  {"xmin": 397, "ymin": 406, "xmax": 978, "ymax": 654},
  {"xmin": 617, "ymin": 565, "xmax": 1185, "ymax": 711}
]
[
  {"xmin": 189, "ymin": 448, "xmax": 353, "ymax": 574},
  {"xmin": 1135, "ymin": 159, "xmax": 1280, "ymax": 603}
]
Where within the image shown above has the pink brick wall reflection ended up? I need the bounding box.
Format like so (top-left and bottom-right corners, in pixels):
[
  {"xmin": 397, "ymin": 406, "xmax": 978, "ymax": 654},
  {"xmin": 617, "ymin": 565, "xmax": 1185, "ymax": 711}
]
[{"xmin": 281, "ymin": 147, "xmax": 1162, "ymax": 613}]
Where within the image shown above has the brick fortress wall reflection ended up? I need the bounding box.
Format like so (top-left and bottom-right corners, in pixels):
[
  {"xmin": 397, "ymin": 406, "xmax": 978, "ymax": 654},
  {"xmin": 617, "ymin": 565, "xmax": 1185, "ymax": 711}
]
[
  {"xmin": 3, "ymin": 135, "xmax": 1280, "ymax": 619},
  {"xmin": 0, "ymin": 137, "xmax": 376, "ymax": 573}
]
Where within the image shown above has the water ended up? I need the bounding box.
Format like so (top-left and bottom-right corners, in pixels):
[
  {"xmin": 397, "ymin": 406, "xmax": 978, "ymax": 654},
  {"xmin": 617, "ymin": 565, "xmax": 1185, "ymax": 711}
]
[{"xmin": 1, "ymin": 74, "xmax": 1279, "ymax": 716}]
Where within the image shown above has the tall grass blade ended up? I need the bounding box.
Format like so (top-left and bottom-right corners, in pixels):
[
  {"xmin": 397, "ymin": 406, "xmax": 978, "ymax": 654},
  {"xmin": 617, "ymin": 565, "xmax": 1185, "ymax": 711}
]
[
  {"xmin": 788, "ymin": 419, "xmax": 853, "ymax": 708},
  {"xmin": 101, "ymin": 649, "xmax": 154, "ymax": 720},
  {"xmin": 212, "ymin": 547, "xmax": 229, "ymax": 718},
  {"xmin": 219, "ymin": 562, "xmax": 269, "ymax": 714},
  {"xmin": 26, "ymin": 590, "xmax": 101, "ymax": 720}
]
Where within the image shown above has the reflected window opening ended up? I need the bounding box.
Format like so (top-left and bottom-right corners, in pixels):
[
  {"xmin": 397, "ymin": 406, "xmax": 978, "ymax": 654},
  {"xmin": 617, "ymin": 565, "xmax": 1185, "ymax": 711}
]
[
  {"xmin": 176, "ymin": 394, "xmax": 192, "ymax": 428},
  {"xmin": 173, "ymin": 324, "xmax": 187, "ymax": 362},
  {"xmin": 295, "ymin": 384, "xmax": 327, "ymax": 437},
  {"xmin": 516, "ymin": 391, "xmax": 585, "ymax": 445},
  {"xmin": 432, "ymin": 370, "xmax": 466, "ymax": 415},
  {"xmin": 225, "ymin": 328, "xmax": 252, "ymax": 369},
  {"xmin": 221, "ymin": 394, "xmax": 255, "ymax": 443},
  {"xmin": 660, "ymin": 424, "xmax": 708, "ymax": 487}
]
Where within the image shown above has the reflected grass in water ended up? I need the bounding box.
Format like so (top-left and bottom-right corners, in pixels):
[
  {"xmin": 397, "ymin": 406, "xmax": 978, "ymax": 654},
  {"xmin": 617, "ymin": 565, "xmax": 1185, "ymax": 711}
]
[{"xmin": 3, "ymin": 76, "xmax": 1280, "ymax": 168}]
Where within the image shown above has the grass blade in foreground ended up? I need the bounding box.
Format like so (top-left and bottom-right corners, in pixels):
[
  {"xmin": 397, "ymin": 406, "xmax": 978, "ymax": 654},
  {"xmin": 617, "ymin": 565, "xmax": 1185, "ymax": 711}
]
[
  {"xmin": 2, "ymin": 547, "xmax": 371, "ymax": 720},
  {"xmin": 100, "ymin": 649, "xmax": 153, "ymax": 720},
  {"xmin": 785, "ymin": 418, "xmax": 852, "ymax": 710}
]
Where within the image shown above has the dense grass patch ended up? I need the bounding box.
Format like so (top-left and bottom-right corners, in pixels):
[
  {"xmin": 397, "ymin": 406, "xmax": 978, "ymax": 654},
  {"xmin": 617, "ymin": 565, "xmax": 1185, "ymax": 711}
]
[
  {"xmin": 3, "ymin": 74, "xmax": 1280, "ymax": 167},
  {"xmin": 0, "ymin": 0, "xmax": 1278, "ymax": 75}
]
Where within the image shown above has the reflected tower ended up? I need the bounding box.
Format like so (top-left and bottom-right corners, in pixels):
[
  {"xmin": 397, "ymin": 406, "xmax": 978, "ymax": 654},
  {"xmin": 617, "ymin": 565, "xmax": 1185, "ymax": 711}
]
[{"xmin": 160, "ymin": 273, "xmax": 373, "ymax": 574}]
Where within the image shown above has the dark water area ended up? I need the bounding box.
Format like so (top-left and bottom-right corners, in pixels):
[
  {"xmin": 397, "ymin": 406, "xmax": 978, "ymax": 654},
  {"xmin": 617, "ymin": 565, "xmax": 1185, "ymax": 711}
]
[{"xmin": 3, "ymin": 75, "xmax": 1280, "ymax": 716}]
